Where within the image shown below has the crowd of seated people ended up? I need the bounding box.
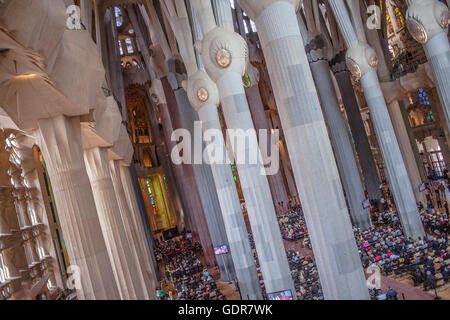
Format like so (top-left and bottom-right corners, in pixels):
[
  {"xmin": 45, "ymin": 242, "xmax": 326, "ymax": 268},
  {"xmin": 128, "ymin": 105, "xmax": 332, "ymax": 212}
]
[
  {"xmin": 164, "ymin": 251, "xmax": 203, "ymax": 282},
  {"xmin": 356, "ymin": 209, "xmax": 449, "ymax": 291},
  {"xmin": 155, "ymin": 237, "xmax": 224, "ymax": 300},
  {"xmin": 174, "ymin": 271, "xmax": 225, "ymax": 300},
  {"xmin": 286, "ymin": 250, "xmax": 323, "ymax": 300},
  {"xmin": 277, "ymin": 194, "xmax": 449, "ymax": 293},
  {"xmin": 154, "ymin": 237, "xmax": 202, "ymax": 263},
  {"xmin": 278, "ymin": 210, "xmax": 308, "ymax": 242},
  {"xmin": 248, "ymin": 233, "xmax": 323, "ymax": 300}
]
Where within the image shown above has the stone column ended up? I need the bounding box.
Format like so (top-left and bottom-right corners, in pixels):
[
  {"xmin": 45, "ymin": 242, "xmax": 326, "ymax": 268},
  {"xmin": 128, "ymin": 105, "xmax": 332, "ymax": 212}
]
[
  {"xmin": 212, "ymin": 0, "xmax": 235, "ymax": 31},
  {"xmin": 238, "ymin": 0, "xmax": 369, "ymax": 300},
  {"xmin": 161, "ymin": 75, "xmax": 218, "ymax": 266},
  {"xmin": 164, "ymin": 2, "xmax": 261, "ymax": 297},
  {"xmin": 35, "ymin": 115, "xmax": 120, "ymax": 300},
  {"xmin": 105, "ymin": 9, "xmax": 126, "ymax": 119},
  {"xmin": 331, "ymin": 57, "xmax": 381, "ymax": 201},
  {"xmin": 307, "ymin": 36, "xmax": 370, "ymax": 228},
  {"xmin": 109, "ymin": 159, "xmax": 150, "ymax": 299},
  {"xmin": 436, "ymin": 135, "xmax": 450, "ymax": 167},
  {"xmin": 150, "ymin": 81, "xmax": 198, "ymax": 239},
  {"xmin": 329, "ymin": 0, "xmax": 425, "ymax": 240},
  {"xmin": 386, "ymin": 101, "xmax": 427, "ymax": 204},
  {"xmin": 185, "ymin": 70, "xmax": 262, "ymax": 299},
  {"xmin": 245, "ymin": 66, "xmax": 290, "ymax": 212},
  {"xmin": 143, "ymin": 91, "xmax": 184, "ymax": 232},
  {"xmin": 120, "ymin": 163, "xmax": 158, "ymax": 298},
  {"xmin": 193, "ymin": 0, "xmax": 295, "ymax": 296},
  {"xmin": 150, "ymin": 79, "xmax": 216, "ymax": 266},
  {"xmin": 400, "ymin": 98, "xmax": 428, "ymax": 182},
  {"xmin": 84, "ymin": 146, "xmax": 145, "ymax": 300},
  {"xmin": 407, "ymin": 0, "xmax": 450, "ymax": 133},
  {"xmin": 173, "ymin": 86, "xmax": 237, "ymax": 282}
]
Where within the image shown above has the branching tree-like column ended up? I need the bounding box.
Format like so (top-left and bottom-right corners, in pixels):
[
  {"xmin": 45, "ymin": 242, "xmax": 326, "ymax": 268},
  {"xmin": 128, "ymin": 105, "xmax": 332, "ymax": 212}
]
[
  {"xmin": 328, "ymin": 0, "xmax": 425, "ymax": 240},
  {"xmin": 238, "ymin": 0, "xmax": 369, "ymax": 300},
  {"xmin": 192, "ymin": 0, "xmax": 295, "ymax": 297},
  {"xmin": 160, "ymin": 0, "xmax": 261, "ymax": 298},
  {"xmin": 406, "ymin": 0, "xmax": 450, "ymax": 133}
]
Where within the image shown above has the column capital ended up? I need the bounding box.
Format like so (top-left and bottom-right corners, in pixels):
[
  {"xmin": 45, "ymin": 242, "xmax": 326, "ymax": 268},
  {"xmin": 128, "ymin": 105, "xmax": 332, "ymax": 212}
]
[
  {"xmin": 406, "ymin": 0, "xmax": 449, "ymax": 44},
  {"xmin": 195, "ymin": 26, "xmax": 249, "ymax": 82},
  {"xmin": 345, "ymin": 41, "xmax": 378, "ymax": 79},
  {"xmin": 183, "ymin": 70, "xmax": 220, "ymax": 112},
  {"xmin": 238, "ymin": 0, "xmax": 301, "ymax": 21}
]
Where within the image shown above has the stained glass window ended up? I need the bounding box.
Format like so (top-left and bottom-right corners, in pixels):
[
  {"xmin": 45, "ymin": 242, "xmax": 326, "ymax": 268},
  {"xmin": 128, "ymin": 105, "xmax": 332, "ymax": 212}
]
[
  {"xmin": 386, "ymin": 14, "xmax": 394, "ymax": 34},
  {"xmin": 115, "ymin": 7, "xmax": 123, "ymax": 27},
  {"xmin": 146, "ymin": 178, "xmax": 157, "ymax": 215},
  {"xmin": 418, "ymin": 88, "xmax": 430, "ymax": 105},
  {"xmin": 394, "ymin": 7, "xmax": 404, "ymax": 28},
  {"xmin": 231, "ymin": 163, "xmax": 238, "ymax": 182}
]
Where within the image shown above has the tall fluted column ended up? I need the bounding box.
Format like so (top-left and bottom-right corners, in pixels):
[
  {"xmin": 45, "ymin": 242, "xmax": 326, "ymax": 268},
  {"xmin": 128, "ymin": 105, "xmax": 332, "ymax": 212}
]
[
  {"xmin": 407, "ymin": 0, "xmax": 450, "ymax": 133},
  {"xmin": 150, "ymin": 79, "xmax": 216, "ymax": 266},
  {"xmin": 164, "ymin": 1, "xmax": 262, "ymax": 298},
  {"xmin": 328, "ymin": 0, "xmax": 425, "ymax": 240},
  {"xmin": 331, "ymin": 62, "xmax": 381, "ymax": 201},
  {"xmin": 306, "ymin": 36, "xmax": 370, "ymax": 228},
  {"xmin": 35, "ymin": 115, "xmax": 120, "ymax": 300},
  {"xmin": 186, "ymin": 71, "xmax": 262, "ymax": 299},
  {"xmin": 245, "ymin": 66, "xmax": 290, "ymax": 212},
  {"xmin": 193, "ymin": 0, "xmax": 295, "ymax": 296},
  {"xmin": 212, "ymin": 0, "xmax": 235, "ymax": 31},
  {"xmin": 84, "ymin": 146, "xmax": 144, "ymax": 300},
  {"xmin": 162, "ymin": 76, "xmax": 218, "ymax": 266},
  {"xmin": 238, "ymin": 0, "xmax": 369, "ymax": 300},
  {"xmin": 386, "ymin": 101, "xmax": 427, "ymax": 204},
  {"xmin": 173, "ymin": 85, "xmax": 237, "ymax": 282},
  {"xmin": 109, "ymin": 159, "xmax": 149, "ymax": 299},
  {"xmin": 120, "ymin": 164, "xmax": 158, "ymax": 298}
]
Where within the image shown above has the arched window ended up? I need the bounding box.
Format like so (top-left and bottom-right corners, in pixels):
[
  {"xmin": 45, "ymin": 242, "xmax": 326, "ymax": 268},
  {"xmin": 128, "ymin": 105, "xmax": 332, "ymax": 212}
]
[
  {"xmin": 125, "ymin": 38, "xmax": 134, "ymax": 54},
  {"xmin": 114, "ymin": 7, "xmax": 123, "ymax": 27}
]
